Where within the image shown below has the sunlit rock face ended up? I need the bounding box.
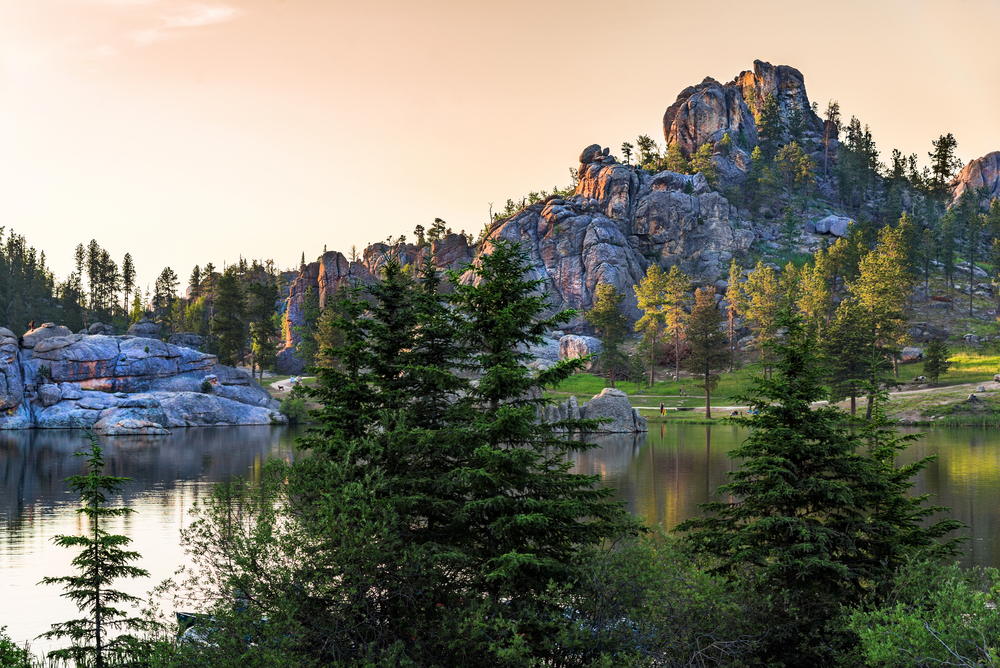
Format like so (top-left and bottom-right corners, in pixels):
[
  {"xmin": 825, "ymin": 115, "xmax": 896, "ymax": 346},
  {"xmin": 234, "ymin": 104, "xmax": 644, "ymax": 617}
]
[
  {"xmin": 952, "ymin": 151, "xmax": 1000, "ymax": 202},
  {"xmin": 0, "ymin": 325, "xmax": 283, "ymax": 430}
]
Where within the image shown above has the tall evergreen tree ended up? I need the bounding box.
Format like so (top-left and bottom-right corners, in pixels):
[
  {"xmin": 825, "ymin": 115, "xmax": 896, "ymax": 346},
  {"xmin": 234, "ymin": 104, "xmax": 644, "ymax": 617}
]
[
  {"xmin": 928, "ymin": 133, "xmax": 962, "ymax": 197},
  {"xmin": 633, "ymin": 265, "xmax": 669, "ymax": 387},
  {"xmin": 39, "ymin": 436, "xmax": 151, "ymax": 668},
  {"xmin": 121, "ymin": 253, "xmax": 135, "ymax": 316},
  {"xmin": 678, "ymin": 311, "xmax": 962, "ymax": 665},
  {"xmin": 212, "ymin": 266, "xmax": 246, "ymax": 366},
  {"xmin": 755, "ymin": 93, "xmax": 783, "ymax": 161},
  {"xmin": 685, "ymin": 287, "xmax": 728, "ymax": 418},
  {"xmin": 922, "ymin": 337, "xmax": 951, "ymax": 383},
  {"xmin": 585, "ymin": 283, "xmax": 630, "ymax": 388}
]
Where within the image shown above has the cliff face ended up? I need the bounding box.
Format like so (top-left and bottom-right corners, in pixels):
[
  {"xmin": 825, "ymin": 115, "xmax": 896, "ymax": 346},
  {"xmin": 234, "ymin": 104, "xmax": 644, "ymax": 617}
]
[
  {"xmin": 951, "ymin": 151, "xmax": 1000, "ymax": 202},
  {"xmin": 663, "ymin": 60, "xmax": 832, "ymax": 186},
  {"xmin": 276, "ymin": 143, "xmax": 754, "ymax": 371}
]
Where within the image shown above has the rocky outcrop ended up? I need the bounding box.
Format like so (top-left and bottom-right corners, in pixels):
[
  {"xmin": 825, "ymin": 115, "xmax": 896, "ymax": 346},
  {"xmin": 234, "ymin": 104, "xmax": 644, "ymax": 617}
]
[
  {"xmin": 0, "ymin": 325, "xmax": 283, "ymax": 430},
  {"xmin": 543, "ymin": 388, "xmax": 647, "ymax": 433},
  {"xmin": 127, "ymin": 319, "xmax": 159, "ymax": 338},
  {"xmin": 663, "ymin": 60, "xmax": 829, "ymax": 187},
  {"xmin": 559, "ymin": 335, "xmax": 602, "ymax": 371},
  {"xmin": 951, "ymin": 151, "xmax": 1000, "ymax": 202},
  {"xmin": 813, "ymin": 214, "xmax": 853, "ymax": 237},
  {"xmin": 277, "ymin": 234, "xmax": 477, "ymax": 373}
]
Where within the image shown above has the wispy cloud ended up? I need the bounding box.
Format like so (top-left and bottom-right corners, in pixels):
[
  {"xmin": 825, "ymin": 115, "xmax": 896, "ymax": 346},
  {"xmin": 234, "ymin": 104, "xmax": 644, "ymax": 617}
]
[{"xmin": 128, "ymin": 3, "xmax": 240, "ymax": 46}]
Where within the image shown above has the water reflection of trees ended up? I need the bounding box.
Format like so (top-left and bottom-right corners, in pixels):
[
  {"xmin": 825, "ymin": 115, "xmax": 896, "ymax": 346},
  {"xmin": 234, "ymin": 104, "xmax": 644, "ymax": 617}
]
[
  {"xmin": 0, "ymin": 427, "xmax": 302, "ymax": 532},
  {"xmin": 569, "ymin": 424, "xmax": 1000, "ymax": 568}
]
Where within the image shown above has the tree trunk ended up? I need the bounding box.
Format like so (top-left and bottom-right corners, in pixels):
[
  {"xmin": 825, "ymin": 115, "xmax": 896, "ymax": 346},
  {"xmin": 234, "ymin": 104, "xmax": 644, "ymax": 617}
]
[
  {"xmin": 674, "ymin": 335, "xmax": 680, "ymax": 382},
  {"xmin": 892, "ymin": 354, "xmax": 898, "ymax": 379},
  {"xmin": 865, "ymin": 394, "xmax": 874, "ymax": 421},
  {"xmin": 649, "ymin": 334, "xmax": 656, "ymax": 388},
  {"xmin": 850, "ymin": 394, "xmax": 856, "ymax": 416},
  {"xmin": 705, "ymin": 377, "xmax": 711, "ymax": 419}
]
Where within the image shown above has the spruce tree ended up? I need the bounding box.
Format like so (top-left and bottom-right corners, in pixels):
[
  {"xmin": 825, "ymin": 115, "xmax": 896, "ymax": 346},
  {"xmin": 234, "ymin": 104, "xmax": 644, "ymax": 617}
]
[
  {"xmin": 40, "ymin": 435, "xmax": 151, "ymax": 668},
  {"xmin": 922, "ymin": 337, "xmax": 951, "ymax": 383},
  {"xmin": 678, "ymin": 311, "xmax": 962, "ymax": 664}
]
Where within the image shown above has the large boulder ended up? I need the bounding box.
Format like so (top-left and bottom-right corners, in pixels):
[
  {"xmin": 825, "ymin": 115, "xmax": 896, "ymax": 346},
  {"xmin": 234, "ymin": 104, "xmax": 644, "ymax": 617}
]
[
  {"xmin": 168, "ymin": 332, "xmax": 205, "ymax": 351},
  {"xmin": 559, "ymin": 335, "xmax": 602, "ymax": 371},
  {"xmin": 153, "ymin": 392, "xmax": 284, "ymax": 427},
  {"xmin": 580, "ymin": 388, "xmax": 647, "ymax": 433},
  {"xmin": 127, "ymin": 319, "xmax": 159, "ymax": 338},
  {"xmin": 88, "ymin": 323, "xmax": 115, "ymax": 336},
  {"xmin": 21, "ymin": 323, "xmax": 72, "ymax": 349},
  {"xmin": 900, "ymin": 347, "xmax": 923, "ymax": 363}
]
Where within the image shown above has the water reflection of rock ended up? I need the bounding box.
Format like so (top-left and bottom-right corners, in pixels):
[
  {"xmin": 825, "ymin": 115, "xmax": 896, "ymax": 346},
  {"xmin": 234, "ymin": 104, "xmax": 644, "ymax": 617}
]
[{"xmin": 0, "ymin": 427, "xmax": 303, "ymax": 531}]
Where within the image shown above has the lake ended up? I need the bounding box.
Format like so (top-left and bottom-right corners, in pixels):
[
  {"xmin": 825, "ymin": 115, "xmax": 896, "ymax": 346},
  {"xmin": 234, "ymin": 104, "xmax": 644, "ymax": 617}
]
[{"xmin": 2, "ymin": 423, "xmax": 998, "ymax": 651}]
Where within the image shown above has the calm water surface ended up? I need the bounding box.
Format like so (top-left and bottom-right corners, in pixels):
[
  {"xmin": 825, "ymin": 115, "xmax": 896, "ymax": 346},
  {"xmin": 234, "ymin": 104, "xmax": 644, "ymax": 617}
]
[{"xmin": 2, "ymin": 424, "xmax": 998, "ymax": 650}]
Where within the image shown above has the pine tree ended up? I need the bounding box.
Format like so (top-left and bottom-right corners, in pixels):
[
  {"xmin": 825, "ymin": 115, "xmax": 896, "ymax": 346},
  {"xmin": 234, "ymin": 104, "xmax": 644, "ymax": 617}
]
[
  {"xmin": 923, "ymin": 337, "xmax": 951, "ymax": 383},
  {"xmin": 633, "ymin": 265, "xmax": 669, "ymax": 387},
  {"xmin": 741, "ymin": 261, "xmax": 784, "ymax": 375},
  {"xmin": 690, "ymin": 142, "xmax": 717, "ymax": 187},
  {"xmin": 823, "ymin": 100, "xmax": 841, "ymax": 175},
  {"xmin": 121, "ymin": 253, "xmax": 135, "ymax": 316},
  {"xmin": 40, "ymin": 435, "xmax": 151, "ymax": 668},
  {"xmin": 212, "ymin": 266, "xmax": 246, "ymax": 366},
  {"xmin": 726, "ymin": 260, "xmax": 743, "ymax": 372},
  {"xmin": 755, "ymin": 93, "xmax": 783, "ymax": 161},
  {"xmin": 662, "ymin": 265, "xmax": 692, "ymax": 381},
  {"xmin": 585, "ymin": 283, "xmax": 630, "ymax": 388},
  {"xmin": 928, "ymin": 133, "xmax": 962, "ymax": 197},
  {"xmin": 684, "ymin": 287, "xmax": 728, "ymax": 418}
]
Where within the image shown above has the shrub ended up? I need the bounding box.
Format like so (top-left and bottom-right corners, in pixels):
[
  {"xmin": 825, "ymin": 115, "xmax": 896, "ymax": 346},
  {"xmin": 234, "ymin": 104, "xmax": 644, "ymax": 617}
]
[
  {"xmin": 200, "ymin": 380, "xmax": 213, "ymax": 393},
  {"xmin": 279, "ymin": 397, "xmax": 307, "ymax": 424}
]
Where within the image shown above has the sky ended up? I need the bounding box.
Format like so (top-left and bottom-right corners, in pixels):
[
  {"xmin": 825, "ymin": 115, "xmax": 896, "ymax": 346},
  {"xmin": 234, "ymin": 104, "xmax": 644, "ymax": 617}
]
[{"xmin": 0, "ymin": 0, "xmax": 998, "ymax": 291}]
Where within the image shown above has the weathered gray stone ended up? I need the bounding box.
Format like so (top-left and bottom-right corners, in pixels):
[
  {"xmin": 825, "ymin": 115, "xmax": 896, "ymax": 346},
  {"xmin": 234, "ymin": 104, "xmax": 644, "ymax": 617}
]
[
  {"xmin": 167, "ymin": 332, "xmax": 205, "ymax": 351},
  {"xmin": 900, "ymin": 347, "xmax": 923, "ymax": 363},
  {"xmin": 38, "ymin": 384, "xmax": 62, "ymax": 407},
  {"xmin": 127, "ymin": 319, "xmax": 159, "ymax": 338},
  {"xmin": 829, "ymin": 217, "xmax": 852, "ymax": 237},
  {"xmin": 58, "ymin": 383, "xmax": 83, "ymax": 400},
  {"xmin": 581, "ymin": 388, "xmax": 644, "ymax": 433},
  {"xmin": 88, "ymin": 323, "xmax": 115, "ymax": 336},
  {"xmin": 153, "ymin": 392, "xmax": 285, "ymax": 427},
  {"xmin": 22, "ymin": 324, "xmax": 73, "ymax": 349}
]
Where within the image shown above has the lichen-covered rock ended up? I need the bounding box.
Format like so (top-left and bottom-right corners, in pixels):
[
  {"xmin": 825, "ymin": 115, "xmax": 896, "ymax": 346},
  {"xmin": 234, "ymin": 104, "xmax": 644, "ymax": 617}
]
[
  {"xmin": 900, "ymin": 347, "xmax": 923, "ymax": 363},
  {"xmin": 580, "ymin": 388, "xmax": 646, "ymax": 433}
]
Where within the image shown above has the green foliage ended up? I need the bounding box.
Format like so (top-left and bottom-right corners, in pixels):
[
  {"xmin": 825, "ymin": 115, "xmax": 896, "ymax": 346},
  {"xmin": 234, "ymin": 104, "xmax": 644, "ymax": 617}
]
[
  {"xmin": 677, "ymin": 311, "xmax": 963, "ymax": 665},
  {"xmin": 200, "ymin": 379, "xmax": 213, "ymax": 393},
  {"xmin": 0, "ymin": 626, "xmax": 30, "ymax": 668},
  {"xmin": 684, "ymin": 287, "xmax": 728, "ymax": 417},
  {"xmin": 663, "ymin": 142, "xmax": 689, "ymax": 173},
  {"xmin": 39, "ymin": 435, "xmax": 152, "ymax": 668},
  {"xmin": 755, "ymin": 93, "xmax": 783, "ymax": 161},
  {"xmin": 212, "ymin": 266, "xmax": 246, "ymax": 367},
  {"xmin": 689, "ymin": 142, "xmax": 717, "ymax": 188},
  {"xmin": 922, "ymin": 337, "xmax": 951, "ymax": 382},
  {"xmin": 850, "ymin": 560, "xmax": 1000, "ymax": 668},
  {"xmin": 928, "ymin": 132, "xmax": 962, "ymax": 198},
  {"xmin": 278, "ymin": 395, "xmax": 307, "ymax": 424},
  {"xmin": 188, "ymin": 242, "xmax": 640, "ymax": 666},
  {"xmin": 585, "ymin": 283, "xmax": 630, "ymax": 387}
]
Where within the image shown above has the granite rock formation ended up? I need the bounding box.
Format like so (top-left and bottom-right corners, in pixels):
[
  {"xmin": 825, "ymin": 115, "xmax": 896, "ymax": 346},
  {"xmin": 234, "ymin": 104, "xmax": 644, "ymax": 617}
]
[
  {"xmin": 663, "ymin": 60, "xmax": 830, "ymax": 187},
  {"xmin": 544, "ymin": 388, "xmax": 647, "ymax": 433},
  {"xmin": 558, "ymin": 335, "xmax": 603, "ymax": 372},
  {"xmin": 0, "ymin": 324, "xmax": 283, "ymax": 431},
  {"xmin": 951, "ymin": 151, "xmax": 1000, "ymax": 202}
]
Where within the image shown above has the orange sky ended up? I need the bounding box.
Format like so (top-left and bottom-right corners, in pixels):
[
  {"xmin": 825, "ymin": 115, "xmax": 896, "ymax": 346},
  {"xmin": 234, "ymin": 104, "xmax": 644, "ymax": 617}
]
[{"xmin": 1, "ymin": 0, "xmax": 998, "ymax": 290}]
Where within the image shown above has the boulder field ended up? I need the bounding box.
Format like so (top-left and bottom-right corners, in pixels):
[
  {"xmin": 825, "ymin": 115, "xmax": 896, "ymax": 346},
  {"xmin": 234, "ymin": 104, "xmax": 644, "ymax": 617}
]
[{"xmin": 0, "ymin": 323, "xmax": 284, "ymax": 433}]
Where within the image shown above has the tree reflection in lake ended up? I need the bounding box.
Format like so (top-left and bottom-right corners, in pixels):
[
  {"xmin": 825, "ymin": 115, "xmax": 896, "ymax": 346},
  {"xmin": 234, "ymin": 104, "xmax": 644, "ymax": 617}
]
[{"xmin": 569, "ymin": 423, "xmax": 999, "ymax": 569}]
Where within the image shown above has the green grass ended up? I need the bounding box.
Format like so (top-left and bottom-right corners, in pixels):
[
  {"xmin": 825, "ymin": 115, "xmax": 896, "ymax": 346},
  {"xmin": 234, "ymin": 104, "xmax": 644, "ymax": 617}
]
[{"xmin": 545, "ymin": 368, "xmax": 761, "ymax": 410}]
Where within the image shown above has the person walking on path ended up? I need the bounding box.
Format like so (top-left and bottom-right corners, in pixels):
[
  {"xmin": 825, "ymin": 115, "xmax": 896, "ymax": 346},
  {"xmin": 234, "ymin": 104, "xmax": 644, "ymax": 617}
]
[{"xmin": 660, "ymin": 402, "xmax": 665, "ymax": 416}]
